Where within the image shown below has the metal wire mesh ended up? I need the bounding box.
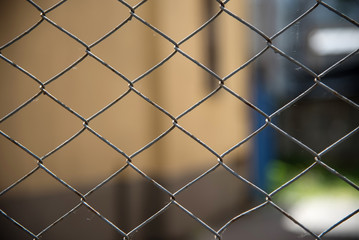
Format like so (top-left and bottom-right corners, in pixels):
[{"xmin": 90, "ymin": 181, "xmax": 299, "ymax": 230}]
[{"xmin": 0, "ymin": 0, "xmax": 358, "ymax": 239}]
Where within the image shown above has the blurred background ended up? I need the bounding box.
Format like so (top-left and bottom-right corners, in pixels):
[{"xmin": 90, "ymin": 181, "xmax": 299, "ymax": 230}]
[{"xmin": 0, "ymin": 0, "xmax": 358, "ymax": 239}]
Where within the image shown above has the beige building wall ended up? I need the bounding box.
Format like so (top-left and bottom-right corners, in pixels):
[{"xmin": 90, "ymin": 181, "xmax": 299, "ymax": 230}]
[{"xmin": 1, "ymin": 0, "xmax": 252, "ymax": 195}]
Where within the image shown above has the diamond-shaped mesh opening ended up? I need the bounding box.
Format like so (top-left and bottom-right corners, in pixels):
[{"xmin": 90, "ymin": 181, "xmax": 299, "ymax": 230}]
[
  {"xmin": 179, "ymin": 88, "xmax": 259, "ymax": 154},
  {"xmin": 91, "ymin": 19, "xmax": 173, "ymax": 80},
  {"xmin": 135, "ymin": 53, "xmax": 217, "ymax": 116},
  {"xmin": 175, "ymin": 165, "xmax": 259, "ymax": 229},
  {"xmin": 1, "ymin": 20, "xmax": 84, "ymax": 81},
  {"xmin": 44, "ymin": 130, "xmax": 127, "ymax": 193},
  {"xmin": 273, "ymin": 86, "xmax": 359, "ymax": 152},
  {"xmin": 47, "ymin": 0, "xmax": 129, "ymax": 44},
  {"xmin": 46, "ymin": 56, "xmax": 129, "ymax": 118},
  {"xmin": 224, "ymin": 0, "xmax": 317, "ymax": 38},
  {"xmin": 264, "ymin": 129, "xmax": 316, "ymax": 192},
  {"xmin": 0, "ymin": 94, "xmax": 82, "ymax": 156},
  {"xmin": 90, "ymin": 90, "xmax": 172, "ymax": 155},
  {"xmin": 0, "ymin": 168, "xmax": 80, "ymax": 234},
  {"xmin": 131, "ymin": 127, "xmax": 217, "ymax": 191},
  {"xmin": 82, "ymin": 165, "xmax": 171, "ymax": 234},
  {"xmin": 252, "ymin": 48, "xmax": 316, "ymax": 105},
  {"xmin": 180, "ymin": 9, "xmax": 265, "ymax": 79},
  {"xmin": 272, "ymin": 3, "xmax": 359, "ymax": 73}
]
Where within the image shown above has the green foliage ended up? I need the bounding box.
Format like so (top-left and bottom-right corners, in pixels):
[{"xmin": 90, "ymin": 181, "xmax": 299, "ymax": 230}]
[{"xmin": 267, "ymin": 159, "xmax": 359, "ymax": 204}]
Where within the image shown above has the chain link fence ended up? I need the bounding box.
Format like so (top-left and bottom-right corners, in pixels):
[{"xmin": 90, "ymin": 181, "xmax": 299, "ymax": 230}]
[{"xmin": 1, "ymin": 0, "xmax": 359, "ymax": 239}]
